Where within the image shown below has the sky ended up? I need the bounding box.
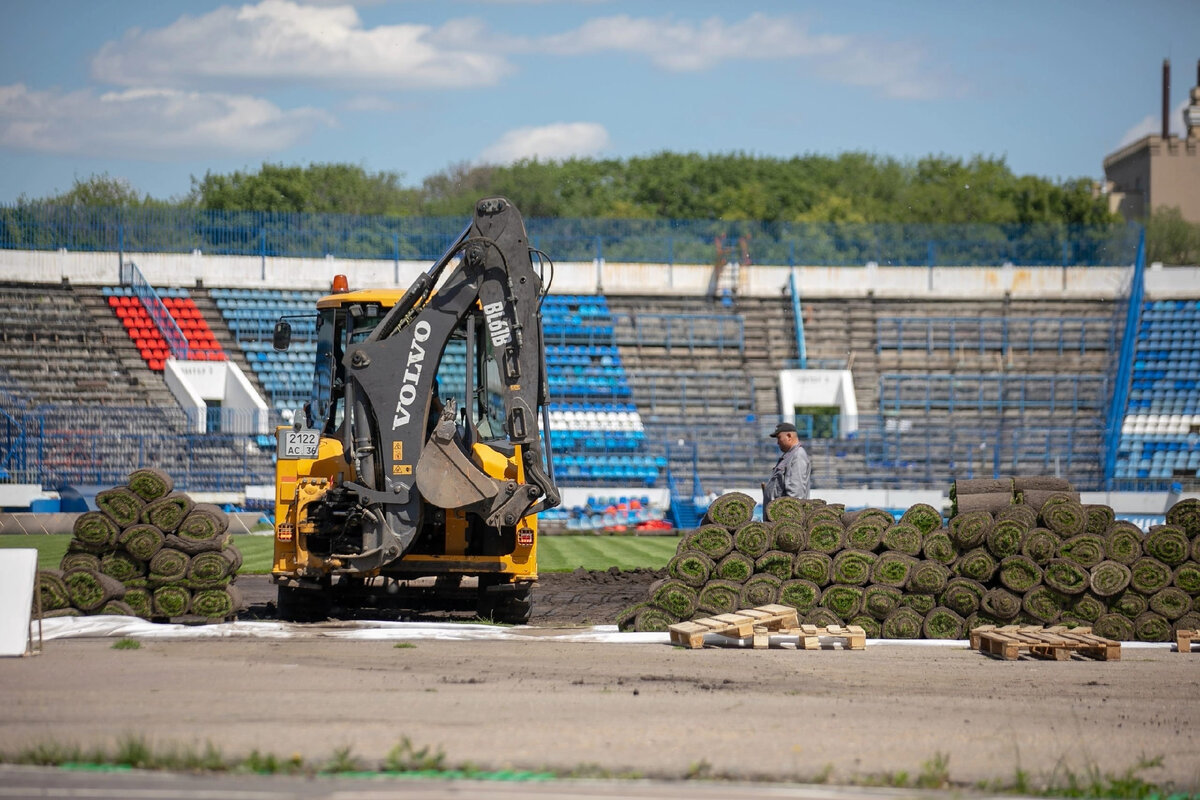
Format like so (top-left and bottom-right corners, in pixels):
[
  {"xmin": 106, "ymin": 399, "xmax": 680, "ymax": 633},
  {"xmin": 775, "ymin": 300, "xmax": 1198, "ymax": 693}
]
[{"xmin": 0, "ymin": 0, "xmax": 1198, "ymax": 204}]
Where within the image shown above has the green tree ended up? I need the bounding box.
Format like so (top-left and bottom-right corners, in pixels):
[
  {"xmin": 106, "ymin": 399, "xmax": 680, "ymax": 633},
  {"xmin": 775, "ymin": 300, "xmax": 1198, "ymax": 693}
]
[
  {"xmin": 189, "ymin": 163, "xmax": 419, "ymax": 215},
  {"xmin": 1146, "ymin": 206, "xmax": 1200, "ymax": 265},
  {"xmin": 20, "ymin": 173, "xmax": 165, "ymax": 208}
]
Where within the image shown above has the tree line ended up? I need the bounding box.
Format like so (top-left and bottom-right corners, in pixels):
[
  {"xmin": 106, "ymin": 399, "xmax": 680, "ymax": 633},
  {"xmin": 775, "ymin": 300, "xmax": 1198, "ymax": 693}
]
[{"xmin": 15, "ymin": 152, "xmax": 1199, "ymax": 261}]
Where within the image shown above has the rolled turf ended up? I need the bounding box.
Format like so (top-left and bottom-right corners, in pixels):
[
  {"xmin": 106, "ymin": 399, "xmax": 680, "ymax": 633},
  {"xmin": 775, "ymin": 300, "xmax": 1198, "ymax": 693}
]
[
  {"xmin": 901, "ymin": 504, "xmax": 942, "ymax": 535},
  {"xmin": 806, "ymin": 521, "xmax": 845, "ymax": 554},
  {"xmin": 1148, "ymin": 587, "xmax": 1192, "ymax": 620},
  {"xmin": 1133, "ymin": 611, "xmax": 1171, "ymax": 642},
  {"xmin": 996, "ymin": 505, "xmax": 1039, "ymax": 529},
  {"xmin": 37, "ymin": 570, "xmax": 70, "ymax": 611},
  {"xmin": 1173, "ymin": 562, "xmax": 1200, "ymax": 595},
  {"xmin": 954, "ymin": 493, "xmax": 1013, "ymax": 516},
  {"xmin": 1130, "ymin": 557, "xmax": 1174, "ymax": 595},
  {"xmin": 1104, "ymin": 521, "xmax": 1144, "ymax": 565},
  {"xmin": 1043, "ymin": 559, "xmax": 1089, "ymax": 595},
  {"xmin": 921, "ymin": 531, "xmax": 957, "ymax": 565},
  {"xmin": 1165, "ymin": 497, "xmax": 1200, "ymax": 539},
  {"xmin": 1144, "ymin": 525, "xmax": 1190, "ymax": 567},
  {"xmin": 772, "ymin": 521, "xmax": 807, "ymax": 553},
  {"xmin": 72, "ymin": 512, "xmax": 119, "ymax": 551},
  {"xmin": 955, "ymin": 548, "xmax": 998, "ymax": 583},
  {"xmin": 901, "ymin": 593, "xmax": 936, "ymax": 615},
  {"xmin": 634, "ymin": 606, "xmax": 679, "ymax": 633},
  {"xmin": 820, "ymin": 585, "xmax": 863, "ymax": 619},
  {"xmin": 192, "ymin": 586, "xmax": 241, "ymax": 619},
  {"xmin": 1084, "ymin": 505, "xmax": 1116, "ymax": 537},
  {"xmin": 923, "ymin": 606, "xmax": 965, "ymax": 639},
  {"xmin": 141, "ymin": 492, "xmax": 195, "ymax": 532},
  {"xmin": 908, "ymin": 561, "xmax": 951, "ymax": 595},
  {"xmin": 848, "ymin": 616, "xmax": 880, "ymax": 638},
  {"xmin": 981, "ymin": 588, "xmax": 1022, "ymax": 620},
  {"xmin": 779, "ymin": 579, "xmax": 822, "ymax": 613},
  {"xmin": 985, "ymin": 518, "xmax": 1026, "ymax": 559},
  {"xmin": 187, "ymin": 549, "xmax": 242, "ymax": 585},
  {"xmin": 118, "ymin": 524, "xmax": 165, "ymax": 561},
  {"xmin": 1022, "ymin": 586, "xmax": 1068, "ymax": 624},
  {"xmin": 123, "ymin": 587, "xmax": 152, "ymax": 619},
  {"xmin": 698, "ymin": 580, "xmax": 742, "ymax": 615},
  {"xmin": 127, "ymin": 468, "xmax": 174, "ymax": 502},
  {"xmin": 1069, "ymin": 593, "xmax": 1105, "ymax": 624},
  {"xmin": 651, "ymin": 580, "xmax": 699, "ymax": 619},
  {"xmin": 881, "ymin": 607, "xmax": 924, "ymax": 639},
  {"xmin": 1110, "ymin": 590, "xmax": 1149, "ymax": 620},
  {"xmin": 881, "ymin": 523, "xmax": 923, "ymax": 556},
  {"xmin": 862, "ymin": 585, "xmax": 903, "ymax": 620},
  {"xmin": 98, "ymin": 600, "xmax": 137, "ymax": 617},
  {"xmin": 765, "ymin": 496, "xmax": 807, "ymax": 525},
  {"xmin": 704, "ymin": 492, "xmax": 756, "ymax": 528},
  {"xmin": 754, "ymin": 550, "xmax": 795, "ymax": 582},
  {"xmin": 845, "ymin": 519, "xmax": 886, "ymax": 551},
  {"xmin": 148, "ymin": 548, "xmax": 189, "ymax": 582},
  {"xmin": 1021, "ymin": 527, "xmax": 1060, "ymax": 565},
  {"xmin": 734, "ymin": 522, "xmax": 773, "ymax": 559},
  {"xmin": 804, "ymin": 608, "xmax": 842, "ymax": 627},
  {"xmin": 685, "ymin": 526, "xmax": 734, "ymax": 560},
  {"xmin": 793, "ymin": 552, "xmax": 833, "ymax": 585},
  {"xmin": 716, "ymin": 552, "xmax": 755, "ymax": 583},
  {"xmin": 1089, "ymin": 560, "xmax": 1133, "ymax": 597},
  {"xmin": 176, "ymin": 505, "xmax": 230, "ymax": 543},
  {"xmin": 948, "ymin": 511, "xmax": 992, "ymax": 549},
  {"xmin": 63, "ymin": 568, "xmax": 126, "ymax": 612},
  {"xmin": 871, "ymin": 552, "xmax": 916, "ymax": 587},
  {"xmin": 1058, "ymin": 534, "xmax": 1106, "ymax": 569},
  {"xmin": 831, "ymin": 549, "xmax": 876, "ymax": 586},
  {"xmin": 667, "ymin": 551, "xmax": 714, "ymax": 588},
  {"xmin": 59, "ymin": 551, "xmax": 101, "ymax": 572},
  {"xmin": 1093, "ymin": 613, "xmax": 1135, "ymax": 641},
  {"xmin": 940, "ymin": 577, "xmax": 985, "ymax": 617},
  {"xmin": 95, "ymin": 488, "xmax": 144, "ymax": 529},
  {"xmin": 99, "ymin": 551, "xmax": 145, "ymax": 583},
  {"xmin": 998, "ymin": 555, "xmax": 1042, "ymax": 594},
  {"xmin": 1041, "ymin": 501, "xmax": 1087, "ymax": 538}
]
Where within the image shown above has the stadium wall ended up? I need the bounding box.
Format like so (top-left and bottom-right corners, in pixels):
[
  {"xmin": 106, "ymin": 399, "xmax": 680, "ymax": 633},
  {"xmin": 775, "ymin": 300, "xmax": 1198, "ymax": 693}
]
[{"xmin": 7, "ymin": 249, "xmax": 1200, "ymax": 299}]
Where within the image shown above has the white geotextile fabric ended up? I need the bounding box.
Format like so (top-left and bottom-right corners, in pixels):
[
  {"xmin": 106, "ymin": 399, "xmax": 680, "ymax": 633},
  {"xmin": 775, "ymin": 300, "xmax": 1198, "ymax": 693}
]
[{"xmin": 35, "ymin": 616, "xmax": 1177, "ymax": 648}]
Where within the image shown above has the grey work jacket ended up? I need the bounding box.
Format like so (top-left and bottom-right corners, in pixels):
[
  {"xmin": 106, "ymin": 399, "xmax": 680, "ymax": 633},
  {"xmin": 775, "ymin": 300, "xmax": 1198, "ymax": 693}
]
[{"xmin": 763, "ymin": 444, "xmax": 811, "ymax": 504}]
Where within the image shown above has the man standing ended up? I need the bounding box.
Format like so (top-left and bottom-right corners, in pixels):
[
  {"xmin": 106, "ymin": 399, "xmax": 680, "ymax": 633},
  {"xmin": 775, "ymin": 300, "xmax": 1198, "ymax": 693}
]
[{"xmin": 763, "ymin": 422, "xmax": 811, "ymax": 504}]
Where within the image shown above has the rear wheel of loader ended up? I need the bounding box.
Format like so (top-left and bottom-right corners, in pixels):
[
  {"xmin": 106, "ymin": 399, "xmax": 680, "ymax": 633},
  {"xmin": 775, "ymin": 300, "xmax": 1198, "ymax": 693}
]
[
  {"xmin": 276, "ymin": 584, "xmax": 332, "ymax": 622},
  {"xmin": 476, "ymin": 579, "xmax": 532, "ymax": 625}
]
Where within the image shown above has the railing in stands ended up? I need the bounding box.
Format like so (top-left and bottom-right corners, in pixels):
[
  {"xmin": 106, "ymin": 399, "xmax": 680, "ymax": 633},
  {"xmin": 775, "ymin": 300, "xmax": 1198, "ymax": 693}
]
[
  {"xmin": 610, "ymin": 312, "xmax": 744, "ymax": 356},
  {"xmin": 878, "ymin": 374, "xmax": 1110, "ymax": 414},
  {"xmin": 1104, "ymin": 229, "xmax": 1147, "ymax": 489},
  {"xmin": 876, "ymin": 316, "xmax": 1118, "ymax": 356},
  {"xmin": 119, "ymin": 261, "xmax": 190, "ymax": 358}
]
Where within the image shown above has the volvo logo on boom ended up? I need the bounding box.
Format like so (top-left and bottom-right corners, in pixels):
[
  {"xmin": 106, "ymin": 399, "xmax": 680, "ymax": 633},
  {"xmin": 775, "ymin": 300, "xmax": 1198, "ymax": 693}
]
[
  {"xmin": 392, "ymin": 321, "xmax": 431, "ymax": 430},
  {"xmin": 482, "ymin": 301, "xmax": 512, "ymax": 348}
]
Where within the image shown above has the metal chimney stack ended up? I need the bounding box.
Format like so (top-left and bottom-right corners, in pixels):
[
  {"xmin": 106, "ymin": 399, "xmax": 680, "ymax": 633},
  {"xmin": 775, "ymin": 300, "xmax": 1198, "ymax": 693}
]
[{"xmin": 1162, "ymin": 59, "xmax": 1171, "ymax": 139}]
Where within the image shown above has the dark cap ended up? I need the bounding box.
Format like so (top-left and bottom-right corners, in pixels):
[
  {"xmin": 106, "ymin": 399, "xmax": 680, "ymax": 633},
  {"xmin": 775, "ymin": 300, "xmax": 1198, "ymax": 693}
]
[{"xmin": 768, "ymin": 422, "xmax": 798, "ymax": 438}]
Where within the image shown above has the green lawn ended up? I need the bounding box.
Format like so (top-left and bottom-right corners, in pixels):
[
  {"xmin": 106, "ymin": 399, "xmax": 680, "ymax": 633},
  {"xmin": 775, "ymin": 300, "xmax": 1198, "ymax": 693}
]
[{"xmin": 1, "ymin": 534, "xmax": 680, "ymax": 574}]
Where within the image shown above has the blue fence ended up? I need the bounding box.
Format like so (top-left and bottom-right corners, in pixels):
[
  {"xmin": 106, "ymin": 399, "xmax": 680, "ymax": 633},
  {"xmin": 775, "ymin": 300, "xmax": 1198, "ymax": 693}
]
[{"xmin": 0, "ymin": 204, "xmax": 1142, "ymax": 267}]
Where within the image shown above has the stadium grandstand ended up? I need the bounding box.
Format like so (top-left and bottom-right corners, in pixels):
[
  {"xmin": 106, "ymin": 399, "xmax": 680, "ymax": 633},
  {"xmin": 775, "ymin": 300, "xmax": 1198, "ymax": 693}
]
[{"xmin": 1, "ymin": 206, "xmax": 1198, "ymax": 529}]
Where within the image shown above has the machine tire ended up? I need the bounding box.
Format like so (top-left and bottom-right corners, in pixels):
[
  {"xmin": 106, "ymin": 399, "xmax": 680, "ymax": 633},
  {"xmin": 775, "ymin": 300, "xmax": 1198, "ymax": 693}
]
[
  {"xmin": 276, "ymin": 585, "xmax": 332, "ymax": 622},
  {"xmin": 476, "ymin": 580, "xmax": 533, "ymax": 625}
]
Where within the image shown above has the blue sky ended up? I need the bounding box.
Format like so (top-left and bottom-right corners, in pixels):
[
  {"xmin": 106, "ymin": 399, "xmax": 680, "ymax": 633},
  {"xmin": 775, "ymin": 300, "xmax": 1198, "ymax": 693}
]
[{"xmin": 1, "ymin": 0, "xmax": 1197, "ymax": 204}]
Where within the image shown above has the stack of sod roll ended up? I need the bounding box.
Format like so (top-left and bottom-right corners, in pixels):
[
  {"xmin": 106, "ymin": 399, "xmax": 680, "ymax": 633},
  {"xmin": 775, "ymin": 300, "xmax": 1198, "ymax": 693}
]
[
  {"xmin": 35, "ymin": 468, "xmax": 244, "ymax": 623},
  {"xmin": 617, "ymin": 485, "xmax": 1200, "ymax": 641}
]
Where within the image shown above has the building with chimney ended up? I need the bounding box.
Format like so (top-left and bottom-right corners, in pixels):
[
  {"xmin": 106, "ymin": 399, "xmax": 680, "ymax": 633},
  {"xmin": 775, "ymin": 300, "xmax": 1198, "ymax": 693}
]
[{"xmin": 1103, "ymin": 59, "xmax": 1200, "ymax": 223}]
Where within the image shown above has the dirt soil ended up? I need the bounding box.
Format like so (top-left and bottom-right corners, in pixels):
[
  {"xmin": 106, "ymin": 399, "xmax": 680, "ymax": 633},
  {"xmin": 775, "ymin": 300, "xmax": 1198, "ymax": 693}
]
[{"xmin": 4, "ymin": 570, "xmax": 1200, "ymax": 790}]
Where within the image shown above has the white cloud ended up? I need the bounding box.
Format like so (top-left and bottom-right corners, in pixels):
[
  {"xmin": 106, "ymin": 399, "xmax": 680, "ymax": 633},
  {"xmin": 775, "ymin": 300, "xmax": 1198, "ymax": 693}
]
[
  {"xmin": 480, "ymin": 122, "xmax": 610, "ymax": 164},
  {"xmin": 1117, "ymin": 99, "xmax": 1190, "ymax": 148},
  {"xmin": 91, "ymin": 0, "xmax": 512, "ymax": 91},
  {"xmin": 0, "ymin": 83, "xmax": 332, "ymax": 159},
  {"xmin": 537, "ymin": 13, "xmax": 951, "ymax": 100}
]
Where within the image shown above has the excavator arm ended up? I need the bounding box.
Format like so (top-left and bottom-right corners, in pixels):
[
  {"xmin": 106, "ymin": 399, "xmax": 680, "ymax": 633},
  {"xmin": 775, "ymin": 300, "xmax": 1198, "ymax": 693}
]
[{"xmin": 330, "ymin": 197, "xmax": 559, "ymax": 573}]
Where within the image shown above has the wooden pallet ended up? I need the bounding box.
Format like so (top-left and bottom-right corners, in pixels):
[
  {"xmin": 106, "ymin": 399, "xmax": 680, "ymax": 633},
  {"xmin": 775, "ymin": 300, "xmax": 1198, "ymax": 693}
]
[
  {"xmin": 974, "ymin": 625, "xmax": 1120, "ymax": 661},
  {"xmin": 1176, "ymin": 629, "xmax": 1199, "ymax": 652},
  {"xmin": 779, "ymin": 623, "xmax": 866, "ymax": 651},
  {"xmin": 668, "ymin": 604, "xmax": 799, "ymax": 649}
]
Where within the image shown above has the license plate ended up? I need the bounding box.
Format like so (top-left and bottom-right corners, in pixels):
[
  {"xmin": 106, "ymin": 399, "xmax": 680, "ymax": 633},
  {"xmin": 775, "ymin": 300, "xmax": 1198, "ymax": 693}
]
[{"xmin": 279, "ymin": 429, "xmax": 320, "ymax": 459}]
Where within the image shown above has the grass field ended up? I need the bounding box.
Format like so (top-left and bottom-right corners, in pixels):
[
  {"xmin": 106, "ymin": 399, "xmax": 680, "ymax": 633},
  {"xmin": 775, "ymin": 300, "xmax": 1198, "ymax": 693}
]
[{"xmin": 1, "ymin": 534, "xmax": 680, "ymax": 574}]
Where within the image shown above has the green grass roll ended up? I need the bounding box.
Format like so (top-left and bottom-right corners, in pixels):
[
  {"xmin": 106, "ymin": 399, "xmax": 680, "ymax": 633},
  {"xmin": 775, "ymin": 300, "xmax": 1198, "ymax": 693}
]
[
  {"xmin": 1089, "ymin": 560, "xmax": 1133, "ymax": 597},
  {"xmin": 1165, "ymin": 497, "xmax": 1200, "ymax": 539},
  {"xmin": 1083, "ymin": 505, "xmax": 1116, "ymax": 537},
  {"xmin": 1130, "ymin": 557, "xmax": 1173, "ymax": 595},
  {"xmin": 881, "ymin": 607, "xmax": 923, "ymax": 639},
  {"xmin": 996, "ymin": 505, "xmax": 1039, "ymax": 529},
  {"xmin": 793, "ymin": 552, "xmax": 833, "ymax": 585},
  {"xmin": 765, "ymin": 496, "xmax": 807, "ymax": 525},
  {"xmin": 634, "ymin": 606, "xmax": 679, "ymax": 633},
  {"xmin": 698, "ymin": 580, "xmax": 743, "ymax": 615},
  {"xmin": 862, "ymin": 585, "xmax": 903, "ymax": 620},
  {"xmin": 804, "ymin": 608, "xmax": 842, "ymax": 627},
  {"xmin": 1069, "ymin": 592, "xmax": 1105, "ymax": 624},
  {"xmin": 754, "ymin": 550, "xmax": 795, "ymax": 582},
  {"xmin": 149, "ymin": 548, "xmax": 189, "ymax": 582},
  {"xmin": 651, "ymin": 579, "xmax": 699, "ymax": 619},
  {"xmin": 97, "ymin": 600, "xmax": 137, "ymax": 617},
  {"xmin": 1174, "ymin": 612, "xmax": 1200, "ymax": 636},
  {"xmin": 684, "ymin": 526, "xmax": 734, "ymax": 560},
  {"xmin": 881, "ymin": 522, "xmax": 922, "ymax": 556},
  {"xmin": 921, "ymin": 530, "xmax": 957, "ymax": 565},
  {"xmin": 99, "ymin": 551, "xmax": 145, "ymax": 583},
  {"xmin": 871, "ymin": 552, "xmax": 916, "ymax": 587},
  {"xmin": 806, "ymin": 521, "xmax": 845, "ymax": 554},
  {"xmin": 1148, "ymin": 587, "xmax": 1192, "ymax": 620},
  {"xmin": 940, "ymin": 577, "xmax": 986, "ymax": 617},
  {"xmin": 1093, "ymin": 613, "xmax": 1135, "ymax": 641},
  {"xmin": 1145, "ymin": 525, "xmax": 1189, "ymax": 567},
  {"xmin": 949, "ymin": 511, "xmax": 992, "ymax": 549},
  {"xmin": 1173, "ymin": 561, "xmax": 1200, "ymax": 595},
  {"xmin": 1058, "ymin": 533, "xmax": 1106, "ymax": 569},
  {"xmin": 127, "ymin": 468, "xmax": 174, "ymax": 502},
  {"xmin": 734, "ymin": 522, "xmax": 773, "ymax": 558},
  {"xmin": 845, "ymin": 519, "xmax": 886, "ymax": 551},
  {"xmin": 192, "ymin": 586, "xmax": 240, "ymax": 619},
  {"xmin": 1022, "ymin": 586, "xmax": 1068, "ymax": 624},
  {"xmin": 59, "ymin": 551, "xmax": 101, "ymax": 572},
  {"xmin": 1041, "ymin": 500, "xmax": 1086, "ymax": 538},
  {"xmin": 123, "ymin": 587, "xmax": 152, "ymax": 619},
  {"xmin": 1021, "ymin": 527, "xmax": 1060, "ymax": 565},
  {"xmin": 981, "ymin": 588, "xmax": 1021, "ymax": 620},
  {"xmin": 704, "ymin": 492, "xmax": 757, "ymax": 529},
  {"xmin": 1104, "ymin": 521, "xmax": 1144, "ymax": 565},
  {"xmin": 908, "ymin": 561, "xmax": 951, "ymax": 595},
  {"xmin": 615, "ymin": 603, "xmax": 647, "ymax": 631},
  {"xmin": 1043, "ymin": 558, "xmax": 1089, "ymax": 595},
  {"xmin": 141, "ymin": 492, "xmax": 195, "ymax": 533},
  {"xmin": 95, "ymin": 487, "xmax": 144, "ymax": 529},
  {"xmin": 1110, "ymin": 590, "xmax": 1149, "ymax": 620},
  {"xmin": 831, "ymin": 549, "xmax": 876, "ymax": 586},
  {"xmin": 998, "ymin": 555, "xmax": 1042, "ymax": 593},
  {"xmin": 177, "ymin": 505, "xmax": 230, "ymax": 543},
  {"xmin": 118, "ymin": 524, "xmax": 165, "ymax": 561},
  {"xmin": 772, "ymin": 521, "xmax": 807, "ymax": 553},
  {"xmin": 848, "ymin": 615, "xmax": 881, "ymax": 638},
  {"xmin": 667, "ymin": 551, "xmax": 715, "ymax": 588},
  {"xmin": 901, "ymin": 593, "xmax": 936, "ymax": 615},
  {"xmin": 820, "ymin": 585, "xmax": 863, "ymax": 619},
  {"xmin": 779, "ymin": 579, "xmax": 821, "ymax": 613},
  {"xmin": 37, "ymin": 570, "xmax": 70, "ymax": 611},
  {"xmin": 188, "ymin": 549, "xmax": 242, "ymax": 585},
  {"xmin": 901, "ymin": 504, "xmax": 942, "ymax": 535},
  {"xmin": 1133, "ymin": 611, "xmax": 1171, "ymax": 642},
  {"xmin": 151, "ymin": 584, "xmax": 191, "ymax": 618},
  {"xmin": 923, "ymin": 607, "xmax": 965, "ymax": 639},
  {"xmin": 63, "ymin": 568, "xmax": 126, "ymax": 612},
  {"xmin": 716, "ymin": 551, "xmax": 755, "ymax": 583},
  {"xmin": 72, "ymin": 511, "xmax": 121, "ymax": 551},
  {"xmin": 955, "ymin": 548, "xmax": 998, "ymax": 583},
  {"xmin": 985, "ymin": 518, "xmax": 1026, "ymax": 559}
]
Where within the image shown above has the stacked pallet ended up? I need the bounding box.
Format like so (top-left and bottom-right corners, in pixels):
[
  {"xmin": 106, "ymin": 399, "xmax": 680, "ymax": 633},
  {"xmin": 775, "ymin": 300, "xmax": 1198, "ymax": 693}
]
[
  {"xmin": 35, "ymin": 469, "xmax": 244, "ymax": 623},
  {"xmin": 618, "ymin": 487, "xmax": 1200, "ymax": 642}
]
